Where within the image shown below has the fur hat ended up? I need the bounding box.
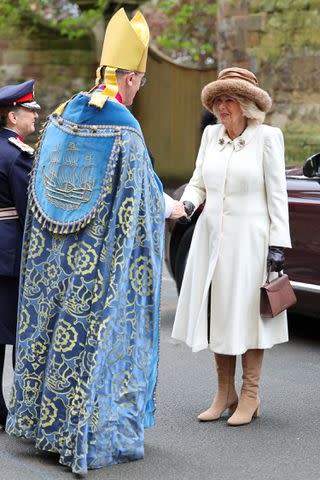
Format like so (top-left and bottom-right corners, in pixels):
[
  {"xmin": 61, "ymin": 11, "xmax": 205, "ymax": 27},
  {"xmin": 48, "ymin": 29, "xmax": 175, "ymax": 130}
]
[{"xmin": 201, "ymin": 67, "xmax": 272, "ymax": 113}]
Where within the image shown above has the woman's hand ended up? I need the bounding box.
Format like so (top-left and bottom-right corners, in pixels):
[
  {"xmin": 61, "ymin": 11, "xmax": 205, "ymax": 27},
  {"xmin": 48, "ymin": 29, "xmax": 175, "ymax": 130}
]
[{"xmin": 169, "ymin": 200, "xmax": 187, "ymax": 220}]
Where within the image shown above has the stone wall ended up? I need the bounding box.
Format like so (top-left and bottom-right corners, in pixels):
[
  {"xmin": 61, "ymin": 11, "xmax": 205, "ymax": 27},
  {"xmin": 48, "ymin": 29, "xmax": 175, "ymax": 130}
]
[
  {"xmin": 0, "ymin": 26, "xmax": 97, "ymax": 145},
  {"xmin": 217, "ymin": 0, "xmax": 320, "ymax": 163}
]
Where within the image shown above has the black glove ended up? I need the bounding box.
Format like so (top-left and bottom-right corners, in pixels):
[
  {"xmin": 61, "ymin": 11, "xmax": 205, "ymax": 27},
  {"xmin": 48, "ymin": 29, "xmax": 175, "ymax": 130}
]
[
  {"xmin": 177, "ymin": 201, "xmax": 195, "ymax": 223},
  {"xmin": 183, "ymin": 201, "xmax": 195, "ymax": 217},
  {"xmin": 267, "ymin": 246, "xmax": 285, "ymax": 272}
]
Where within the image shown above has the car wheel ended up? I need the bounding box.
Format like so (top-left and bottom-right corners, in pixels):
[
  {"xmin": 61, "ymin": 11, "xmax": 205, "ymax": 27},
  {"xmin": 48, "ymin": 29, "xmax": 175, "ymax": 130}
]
[{"xmin": 174, "ymin": 224, "xmax": 195, "ymax": 293}]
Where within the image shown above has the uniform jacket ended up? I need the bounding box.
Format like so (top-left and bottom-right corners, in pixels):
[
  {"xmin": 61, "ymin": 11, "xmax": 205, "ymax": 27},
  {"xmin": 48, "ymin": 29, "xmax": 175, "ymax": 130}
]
[
  {"xmin": 0, "ymin": 128, "xmax": 34, "ymax": 277},
  {"xmin": 172, "ymin": 123, "xmax": 291, "ymax": 355}
]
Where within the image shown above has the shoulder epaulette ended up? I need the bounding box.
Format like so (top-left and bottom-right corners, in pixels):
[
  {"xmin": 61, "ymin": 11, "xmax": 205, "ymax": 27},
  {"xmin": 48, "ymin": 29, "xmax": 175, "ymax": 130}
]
[{"xmin": 8, "ymin": 136, "xmax": 34, "ymax": 155}]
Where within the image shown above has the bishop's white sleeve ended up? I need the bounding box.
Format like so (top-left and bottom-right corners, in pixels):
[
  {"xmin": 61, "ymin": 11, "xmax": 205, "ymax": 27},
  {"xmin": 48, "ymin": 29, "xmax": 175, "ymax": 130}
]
[
  {"xmin": 263, "ymin": 127, "xmax": 292, "ymax": 248},
  {"xmin": 163, "ymin": 192, "xmax": 174, "ymax": 218},
  {"xmin": 180, "ymin": 126, "xmax": 209, "ymax": 209}
]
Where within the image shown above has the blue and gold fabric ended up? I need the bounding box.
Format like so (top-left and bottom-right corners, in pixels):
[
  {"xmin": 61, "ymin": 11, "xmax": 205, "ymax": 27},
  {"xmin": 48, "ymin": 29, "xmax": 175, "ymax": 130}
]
[{"xmin": 6, "ymin": 93, "xmax": 165, "ymax": 474}]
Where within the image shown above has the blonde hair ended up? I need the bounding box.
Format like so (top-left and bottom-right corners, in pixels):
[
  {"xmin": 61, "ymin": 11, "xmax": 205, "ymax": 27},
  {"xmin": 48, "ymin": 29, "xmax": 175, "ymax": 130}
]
[{"xmin": 212, "ymin": 95, "xmax": 266, "ymax": 125}]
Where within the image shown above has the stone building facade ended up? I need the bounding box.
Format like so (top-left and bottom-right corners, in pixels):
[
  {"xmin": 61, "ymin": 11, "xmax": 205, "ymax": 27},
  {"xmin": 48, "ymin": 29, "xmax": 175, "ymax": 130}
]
[
  {"xmin": 0, "ymin": 26, "xmax": 96, "ymax": 144},
  {"xmin": 217, "ymin": 0, "xmax": 320, "ymax": 162},
  {"xmin": 0, "ymin": 1, "xmax": 319, "ymax": 164}
]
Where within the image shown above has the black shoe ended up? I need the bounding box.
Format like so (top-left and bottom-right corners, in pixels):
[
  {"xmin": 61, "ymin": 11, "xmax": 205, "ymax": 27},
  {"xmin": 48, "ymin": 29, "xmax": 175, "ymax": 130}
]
[{"xmin": 0, "ymin": 405, "xmax": 8, "ymax": 428}]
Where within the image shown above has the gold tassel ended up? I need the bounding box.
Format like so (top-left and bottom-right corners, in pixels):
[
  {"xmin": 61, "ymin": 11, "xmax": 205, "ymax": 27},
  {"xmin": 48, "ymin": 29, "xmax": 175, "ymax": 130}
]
[
  {"xmin": 95, "ymin": 66, "xmax": 103, "ymax": 86},
  {"xmin": 88, "ymin": 92, "xmax": 109, "ymax": 109},
  {"xmin": 53, "ymin": 100, "xmax": 69, "ymax": 116}
]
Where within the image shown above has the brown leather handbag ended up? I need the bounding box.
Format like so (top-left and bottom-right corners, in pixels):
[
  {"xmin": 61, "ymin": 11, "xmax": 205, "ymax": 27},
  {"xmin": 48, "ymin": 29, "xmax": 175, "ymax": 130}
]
[{"xmin": 260, "ymin": 271, "xmax": 297, "ymax": 318}]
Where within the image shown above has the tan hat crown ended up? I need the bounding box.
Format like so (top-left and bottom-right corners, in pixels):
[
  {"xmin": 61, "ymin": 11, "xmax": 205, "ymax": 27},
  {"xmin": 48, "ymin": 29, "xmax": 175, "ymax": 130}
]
[
  {"xmin": 201, "ymin": 66, "xmax": 272, "ymax": 113},
  {"xmin": 218, "ymin": 67, "xmax": 258, "ymax": 86}
]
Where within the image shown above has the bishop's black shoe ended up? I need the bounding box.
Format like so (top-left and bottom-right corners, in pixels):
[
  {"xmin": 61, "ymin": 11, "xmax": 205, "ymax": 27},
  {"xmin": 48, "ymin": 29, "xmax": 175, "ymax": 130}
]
[{"xmin": 0, "ymin": 403, "xmax": 8, "ymax": 429}]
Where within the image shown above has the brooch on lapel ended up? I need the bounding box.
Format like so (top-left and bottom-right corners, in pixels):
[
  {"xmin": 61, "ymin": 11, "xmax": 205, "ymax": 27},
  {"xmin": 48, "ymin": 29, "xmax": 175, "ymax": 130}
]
[
  {"xmin": 8, "ymin": 137, "xmax": 34, "ymax": 155},
  {"xmin": 218, "ymin": 138, "xmax": 225, "ymax": 145}
]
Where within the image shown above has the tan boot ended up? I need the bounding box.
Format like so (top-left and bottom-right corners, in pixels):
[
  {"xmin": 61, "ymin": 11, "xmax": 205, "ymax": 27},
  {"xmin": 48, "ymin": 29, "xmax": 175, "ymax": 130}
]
[
  {"xmin": 198, "ymin": 353, "xmax": 238, "ymax": 421},
  {"xmin": 227, "ymin": 349, "xmax": 264, "ymax": 426}
]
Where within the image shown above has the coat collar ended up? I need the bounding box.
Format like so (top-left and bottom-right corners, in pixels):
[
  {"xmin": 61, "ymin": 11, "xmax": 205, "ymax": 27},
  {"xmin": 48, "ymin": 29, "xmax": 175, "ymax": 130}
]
[
  {"xmin": 1, "ymin": 127, "xmax": 24, "ymax": 142},
  {"xmin": 217, "ymin": 123, "xmax": 259, "ymax": 151}
]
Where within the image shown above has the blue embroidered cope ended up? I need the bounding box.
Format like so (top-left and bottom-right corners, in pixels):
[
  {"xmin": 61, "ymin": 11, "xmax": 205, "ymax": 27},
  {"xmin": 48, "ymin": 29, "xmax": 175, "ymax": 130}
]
[{"xmin": 6, "ymin": 93, "xmax": 165, "ymax": 474}]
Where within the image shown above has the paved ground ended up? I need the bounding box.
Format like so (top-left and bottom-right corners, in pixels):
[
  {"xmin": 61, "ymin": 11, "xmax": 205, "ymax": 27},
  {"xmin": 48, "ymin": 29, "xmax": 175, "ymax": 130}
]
[{"xmin": 1, "ymin": 268, "xmax": 320, "ymax": 479}]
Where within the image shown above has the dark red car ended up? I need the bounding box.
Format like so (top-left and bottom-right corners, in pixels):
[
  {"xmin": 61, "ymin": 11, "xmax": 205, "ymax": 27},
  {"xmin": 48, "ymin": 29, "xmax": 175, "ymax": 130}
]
[{"xmin": 165, "ymin": 153, "xmax": 320, "ymax": 318}]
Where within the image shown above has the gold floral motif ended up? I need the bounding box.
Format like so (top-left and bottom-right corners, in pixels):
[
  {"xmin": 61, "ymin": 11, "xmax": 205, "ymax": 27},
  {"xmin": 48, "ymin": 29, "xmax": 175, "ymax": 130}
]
[
  {"xmin": 18, "ymin": 414, "xmax": 36, "ymax": 430},
  {"xmin": 129, "ymin": 255, "xmax": 154, "ymax": 296},
  {"xmin": 67, "ymin": 241, "xmax": 98, "ymax": 274},
  {"xmin": 118, "ymin": 197, "xmax": 139, "ymax": 237},
  {"xmin": 41, "ymin": 397, "xmax": 58, "ymax": 427},
  {"xmin": 66, "ymin": 242, "xmax": 80, "ymax": 269},
  {"xmin": 31, "ymin": 340, "xmax": 47, "ymax": 357},
  {"xmin": 44, "ymin": 262, "xmax": 59, "ymax": 280},
  {"xmin": 29, "ymin": 227, "xmax": 45, "ymax": 259},
  {"xmin": 69, "ymin": 386, "xmax": 87, "ymax": 419},
  {"xmin": 53, "ymin": 320, "xmax": 78, "ymax": 353}
]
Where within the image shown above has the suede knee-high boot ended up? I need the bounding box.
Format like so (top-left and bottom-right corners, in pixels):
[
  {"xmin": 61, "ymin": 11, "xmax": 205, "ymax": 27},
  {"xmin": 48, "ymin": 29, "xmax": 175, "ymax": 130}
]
[
  {"xmin": 0, "ymin": 345, "xmax": 8, "ymax": 427},
  {"xmin": 198, "ymin": 353, "xmax": 238, "ymax": 421},
  {"xmin": 227, "ymin": 349, "xmax": 264, "ymax": 426}
]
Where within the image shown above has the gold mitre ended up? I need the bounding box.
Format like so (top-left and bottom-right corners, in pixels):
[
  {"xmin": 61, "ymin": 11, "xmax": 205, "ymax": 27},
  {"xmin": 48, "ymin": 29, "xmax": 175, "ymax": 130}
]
[{"xmin": 100, "ymin": 8, "xmax": 150, "ymax": 73}]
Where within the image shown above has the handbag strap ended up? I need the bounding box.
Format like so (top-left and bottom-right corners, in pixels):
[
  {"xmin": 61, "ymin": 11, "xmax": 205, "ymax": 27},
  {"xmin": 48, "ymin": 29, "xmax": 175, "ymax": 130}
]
[{"xmin": 266, "ymin": 268, "xmax": 282, "ymax": 284}]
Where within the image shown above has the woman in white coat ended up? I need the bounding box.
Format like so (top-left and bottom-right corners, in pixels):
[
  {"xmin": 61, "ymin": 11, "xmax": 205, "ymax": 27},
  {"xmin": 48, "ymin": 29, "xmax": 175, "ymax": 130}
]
[{"xmin": 172, "ymin": 67, "xmax": 291, "ymax": 426}]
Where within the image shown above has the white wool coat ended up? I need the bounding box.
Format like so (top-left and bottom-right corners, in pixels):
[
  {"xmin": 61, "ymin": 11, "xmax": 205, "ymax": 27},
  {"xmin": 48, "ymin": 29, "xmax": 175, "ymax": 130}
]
[{"xmin": 172, "ymin": 123, "xmax": 292, "ymax": 355}]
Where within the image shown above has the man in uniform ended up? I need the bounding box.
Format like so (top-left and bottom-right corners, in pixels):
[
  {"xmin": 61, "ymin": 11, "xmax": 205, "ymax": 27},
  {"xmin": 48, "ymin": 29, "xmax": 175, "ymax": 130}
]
[
  {"xmin": 0, "ymin": 80, "xmax": 40, "ymax": 427},
  {"xmin": 6, "ymin": 9, "xmax": 184, "ymax": 474}
]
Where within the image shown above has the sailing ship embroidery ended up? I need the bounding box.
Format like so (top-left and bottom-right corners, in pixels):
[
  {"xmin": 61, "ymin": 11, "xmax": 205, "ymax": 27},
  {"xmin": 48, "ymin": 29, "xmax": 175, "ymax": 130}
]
[{"xmin": 41, "ymin": 143, "xmax": 94, "ymax": 211}]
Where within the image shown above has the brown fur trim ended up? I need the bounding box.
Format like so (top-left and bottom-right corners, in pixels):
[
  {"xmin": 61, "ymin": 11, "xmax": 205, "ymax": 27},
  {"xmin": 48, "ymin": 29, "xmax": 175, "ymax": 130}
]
[{"xmin": 201, "ymin": 78, "xmax": 272, "ymax": 113}]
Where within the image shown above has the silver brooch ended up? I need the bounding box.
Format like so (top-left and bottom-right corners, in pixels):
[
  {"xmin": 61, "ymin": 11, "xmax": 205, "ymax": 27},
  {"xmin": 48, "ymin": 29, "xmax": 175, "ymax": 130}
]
[
  {"xmin": 239, "ymin": 138, "xmax": 245, "ymax": 147},
  {"xmin": 218, "ymin": 138, "xmax": 225, "ymax": 145}
]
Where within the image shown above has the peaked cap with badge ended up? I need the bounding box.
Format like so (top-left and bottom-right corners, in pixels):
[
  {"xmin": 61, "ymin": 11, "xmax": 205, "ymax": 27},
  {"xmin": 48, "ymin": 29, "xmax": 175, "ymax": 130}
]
[{"xmin": 0, "ymin": 79, "xmax": 41, "ymax": 110}]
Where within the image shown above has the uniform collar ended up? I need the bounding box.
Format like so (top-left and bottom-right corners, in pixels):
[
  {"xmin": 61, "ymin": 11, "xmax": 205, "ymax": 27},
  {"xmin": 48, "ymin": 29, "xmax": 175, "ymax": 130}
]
[
  {"xmin": 217, "ymin": 123, "xmax": 259, "ymax": 151},
  {"xmin": 2, "ymin": 127, "xmax": 24, "ymax": 142}
]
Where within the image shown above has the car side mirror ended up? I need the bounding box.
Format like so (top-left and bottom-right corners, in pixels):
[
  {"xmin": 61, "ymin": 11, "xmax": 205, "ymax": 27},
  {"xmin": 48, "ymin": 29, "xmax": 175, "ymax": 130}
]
[{"xmin": 303, "ymin": 152, "xmax": 320, "ymax": 178}]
